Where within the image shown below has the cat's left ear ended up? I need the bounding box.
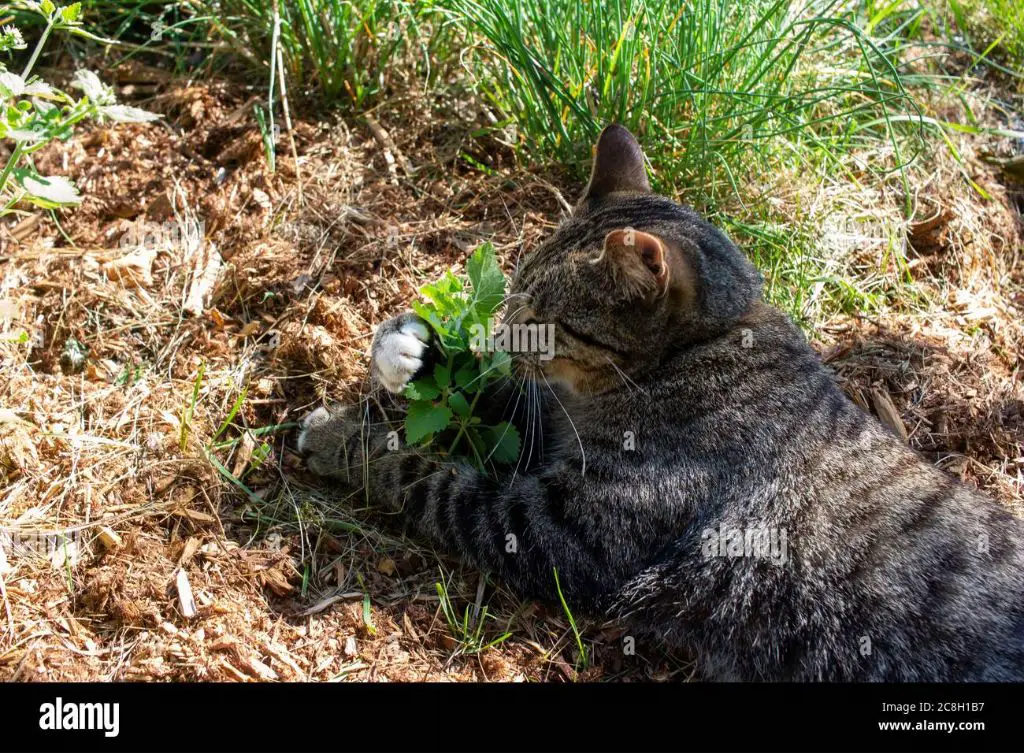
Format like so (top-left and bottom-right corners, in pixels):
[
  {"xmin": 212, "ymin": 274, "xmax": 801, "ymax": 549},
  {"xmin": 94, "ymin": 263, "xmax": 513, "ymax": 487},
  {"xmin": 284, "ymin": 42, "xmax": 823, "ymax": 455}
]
[
  {"xmin": 593, "ymin": 228, "xmax": 671, "ymax": 299},
  {"xmin": 580, "ymin": 124, "xmax": 651, "ymax": 203}
]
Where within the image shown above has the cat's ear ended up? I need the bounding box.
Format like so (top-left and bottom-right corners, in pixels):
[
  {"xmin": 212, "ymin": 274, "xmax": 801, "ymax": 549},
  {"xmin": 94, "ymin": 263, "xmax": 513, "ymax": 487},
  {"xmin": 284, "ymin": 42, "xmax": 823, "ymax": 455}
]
[
  {"xmin": 593, "ymin": 228, "xmax": 670, "ymax": 299},
  {"xmin": 580, "ymin": 124, "xmax": 651, "ymax": 202}
]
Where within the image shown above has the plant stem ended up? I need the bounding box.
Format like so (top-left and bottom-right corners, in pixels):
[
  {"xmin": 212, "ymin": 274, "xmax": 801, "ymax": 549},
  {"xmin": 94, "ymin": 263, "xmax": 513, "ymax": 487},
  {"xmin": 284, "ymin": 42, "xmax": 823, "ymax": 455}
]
[
  {"xmin": 446, "ymin": 388, "xmax": 485, "ymax": 456},
  {"xmin": 0, "ymin": 143, "xmax": 26, "ymax": 199},
  {"xmin": 22, "ymin": 18, "xmax": 56, "ymax": 79}
]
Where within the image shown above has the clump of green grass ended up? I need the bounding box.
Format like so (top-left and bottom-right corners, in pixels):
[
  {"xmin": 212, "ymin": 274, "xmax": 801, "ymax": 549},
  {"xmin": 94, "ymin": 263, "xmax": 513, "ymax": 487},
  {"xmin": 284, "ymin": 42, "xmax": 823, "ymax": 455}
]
[
  {"xmin": 950, "ymin": 0, "xmax": 1024, "ymax": 68},
  {"xmin": 448, "ymin": 0, "xmax": 928, "ymax": 207},
  {"xmin": 200, "ymin": 0, "xmax": 453, "ymax": 108},
  {"xmin": 436, "ymin": 573, "xmax": 512, "ymax": 657},
  {"xmin": 73, "ymin": 1, "xmax": 219, "ymax": 75},
  {"xmin": 77, "ymin": 1, "xmax": 210, "ymax": 45}
]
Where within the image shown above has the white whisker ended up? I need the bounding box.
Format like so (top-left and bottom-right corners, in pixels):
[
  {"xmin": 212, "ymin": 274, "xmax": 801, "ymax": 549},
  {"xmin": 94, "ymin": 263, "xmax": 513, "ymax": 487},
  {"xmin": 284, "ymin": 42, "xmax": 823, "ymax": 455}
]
[
  {"xmin": 541, "ymin": 371, "xmax": 586, "ymax": 477},
  {"xmin": 605, "ymin": 356, "xmax": 646, "ymax": 395}
]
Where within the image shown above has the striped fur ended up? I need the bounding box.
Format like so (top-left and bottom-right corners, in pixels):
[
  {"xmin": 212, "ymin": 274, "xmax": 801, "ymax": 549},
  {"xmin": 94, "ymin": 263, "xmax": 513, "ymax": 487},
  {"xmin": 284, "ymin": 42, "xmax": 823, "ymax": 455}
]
[{"xmin": 300, "ymin": 127, "xmax": 1024, "ymax": 681}]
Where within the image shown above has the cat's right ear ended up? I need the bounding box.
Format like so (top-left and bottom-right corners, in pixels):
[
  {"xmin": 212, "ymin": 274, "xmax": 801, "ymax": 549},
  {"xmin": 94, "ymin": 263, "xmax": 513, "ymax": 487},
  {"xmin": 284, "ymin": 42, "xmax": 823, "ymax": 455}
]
[{"xmin": 579, "ymin": 124, "xmax": 651, "ymax": 203}]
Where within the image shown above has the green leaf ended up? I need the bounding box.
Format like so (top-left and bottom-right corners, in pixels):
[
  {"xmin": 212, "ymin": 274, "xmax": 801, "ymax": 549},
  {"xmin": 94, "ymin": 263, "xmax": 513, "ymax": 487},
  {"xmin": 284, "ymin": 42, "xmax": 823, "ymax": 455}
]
[
  {"xmin": 420, "ymin": 270, "xmax": 464, "ymax": 319},
  {"xmin": 15, "ymin": 169, "xmax": 80, "ymax": 207},
  {"xmin": 400, "ymin": 243, "xmax": 517, "ymax": 469},
  {"xmin": 433, "ymin": 362, "xmax": 451, "ymax": 389},
  {"xmin": 484, "ymin": 422, "xmax": 521, "ymax": 464},
  {"xmin": 448, "ymin": 391, "xmax": 471, "ymax": 418},
  {"xmin": 405, "ymin": 401, "xmax": 453, "ymax": 445},
  {"xmin": 100, "ymin": 105, "xmax": 160, "ymax": 123},
  {"xmin": 411, "ymin": 300, "xmax": 445, "ymax": 337},
  {"xmin": 466, "ymin": 242, "xmax": 505, "ymax": 317},
  {"xmin": 489, "ymin": 349, "xmax": 513, "ymax": 377},
  {"xmin": 404, "ymin": 377, "xmax": 440, "ymax": 401},
  {"xmin": 457, "ymin": 359, "xmax": 487, "ymax": 393},
  {"xmin": 41, "ymin": 0, "xmax": 57, "ymax": 18},
  {"xmin": 60, "ymin": 2, "xmax": 82, "ymax": 24},
  {"xmin": 0, "ymin": 72, "xmax": 25, "ymax": 97}
]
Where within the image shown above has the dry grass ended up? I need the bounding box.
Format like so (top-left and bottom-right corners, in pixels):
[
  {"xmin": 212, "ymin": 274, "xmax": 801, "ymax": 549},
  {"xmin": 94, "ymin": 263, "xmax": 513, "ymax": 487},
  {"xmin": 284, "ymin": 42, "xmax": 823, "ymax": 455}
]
[{"xmin": 0, "ymin": 61, "xmax": 1021, "ymax": 682}]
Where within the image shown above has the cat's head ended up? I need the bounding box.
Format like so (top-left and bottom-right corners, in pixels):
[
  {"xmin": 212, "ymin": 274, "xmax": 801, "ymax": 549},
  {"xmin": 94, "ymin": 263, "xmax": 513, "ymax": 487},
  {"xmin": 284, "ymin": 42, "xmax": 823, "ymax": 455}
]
[{"xmin": 506, "ymin": 124, "xmax": 763, "ymax": 394}]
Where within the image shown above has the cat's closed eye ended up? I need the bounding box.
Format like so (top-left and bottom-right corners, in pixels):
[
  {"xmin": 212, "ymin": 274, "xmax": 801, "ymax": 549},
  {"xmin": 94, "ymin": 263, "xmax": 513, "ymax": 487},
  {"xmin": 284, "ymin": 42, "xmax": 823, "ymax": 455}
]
[{"xmin": 558, "ymin": 320, "xmax": 624, "ymax": 355}]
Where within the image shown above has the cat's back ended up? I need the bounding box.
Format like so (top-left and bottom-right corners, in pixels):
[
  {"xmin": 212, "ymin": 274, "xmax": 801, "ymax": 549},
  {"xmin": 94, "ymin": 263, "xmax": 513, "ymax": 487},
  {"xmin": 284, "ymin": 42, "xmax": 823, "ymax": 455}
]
[{"xmin": 612, "ymin": 303, "xmax": 1024, "ymax": 681}]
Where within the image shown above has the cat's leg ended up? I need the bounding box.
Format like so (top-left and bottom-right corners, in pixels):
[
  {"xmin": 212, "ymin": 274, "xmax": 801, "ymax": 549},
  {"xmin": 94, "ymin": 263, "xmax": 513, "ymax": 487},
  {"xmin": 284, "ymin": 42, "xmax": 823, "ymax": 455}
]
[
  {"xmin": 297, "ymin": 407, "xmax": 602, "ymax": 604},
  {"xmin": 370, "ymin": 311, "xmax": 433, "ymax": 394}
]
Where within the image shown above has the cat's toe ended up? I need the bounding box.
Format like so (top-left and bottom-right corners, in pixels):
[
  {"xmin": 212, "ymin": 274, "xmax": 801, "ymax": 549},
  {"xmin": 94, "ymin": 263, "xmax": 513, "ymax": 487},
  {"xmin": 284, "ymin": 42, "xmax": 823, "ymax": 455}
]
[
  {"xmin": 374, "ymin": 321, "xmax": 430, "ymax": 393},
  {"xmin": 399, "ymin": 318, "xmax": 430, "ymax": 344},
  {"xmin": 297, "ymin": 406, "xmax": 332, "ymax": 457},
  {"xmin": 297, "ymin": 405, "xmax": 363, "ymax": 479}
]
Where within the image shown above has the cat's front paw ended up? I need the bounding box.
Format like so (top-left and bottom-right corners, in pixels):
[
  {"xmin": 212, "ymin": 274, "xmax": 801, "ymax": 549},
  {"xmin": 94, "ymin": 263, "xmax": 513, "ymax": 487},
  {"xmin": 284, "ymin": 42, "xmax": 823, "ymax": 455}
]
[
  {"xmin": 297, "ymin": 405, "xmax": 364, "ymax": 481},
  {"xmin": 371, "ymin": 313, "xmax": 431, "ymax": 394}
]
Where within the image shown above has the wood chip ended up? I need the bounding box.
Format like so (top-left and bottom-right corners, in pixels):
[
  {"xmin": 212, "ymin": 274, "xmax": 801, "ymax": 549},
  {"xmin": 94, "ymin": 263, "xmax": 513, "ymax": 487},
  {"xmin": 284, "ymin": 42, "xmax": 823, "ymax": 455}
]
[
  {"xmin": 239, "ymin": 653, "xmax": 278, "ymax": 681},
  {"xmin": 871, "ymin": 388, "xmax": 908, "ymax": 443},
  {"xmin": 231, "ymin": 431, "xmax": 256, "ymax": 478},
  {"xmin": 251, "ymin": 188, "xmax": 272, "ymax": 212},
  {"xmin": 0, "ymin": 410, "xmax": 39, "ymax": 471},
  {"xmin": 100, "ymin": 247, "xmax": 158, "ymax": 288},
  {"xmin": 259, "ymin": 566, "xmax": 294, "ymax": 597},
  {"xmin": 238, "ymin": 320, "xmax": 260, "ymax": 338},
  {"xmin": 0, "ymin": 538, "xmax": 10, "ymax": 576},
  {"xmin": 218, "ymin": 658, "xmax": 250, "ymax": 682},
  {"xmin": 96, "ymin": 526, "xmax": 122, "ymax": 550},
  {"xmin": 176, "ymin": 568, "xmax": 197, "ymax": 619},
  {"xmin": 177, "ymin": 536, "xmax": 201, "ymax": 567},
  {"xmin": 365, "ymin": 115, "xmax": 413, "ymax": 183},
  {"xmin": 402, "ymin": 612, "xmax": 419, "ymax": 642},
  {"xmin": 343, "ymin": 636, "xmax": 358, "ymax": 658},
  {"xmin": 152, "ymin": 475, "xmax": 176, "ymax": 495},
  {"xmin": 265, "ymin": 642, "xmax": 304, "ymax": 678},
  {"xmin": 172, "ymin": 508, "xmax": 217, "ymax": 525},
  {"xmin": 9, "ymin": 213, "xmax": 40, "ymax": 241},
  {"xmin": 182, "ymin": 240, "xmax": 224, "ymax": 317}
]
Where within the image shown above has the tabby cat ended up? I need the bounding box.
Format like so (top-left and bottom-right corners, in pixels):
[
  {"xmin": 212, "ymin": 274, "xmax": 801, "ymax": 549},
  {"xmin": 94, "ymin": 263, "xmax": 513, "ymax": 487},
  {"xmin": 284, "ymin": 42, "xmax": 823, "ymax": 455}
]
[{"xmin": 299, "ymin": 125, "xmax": 1024, "ymax": 681}]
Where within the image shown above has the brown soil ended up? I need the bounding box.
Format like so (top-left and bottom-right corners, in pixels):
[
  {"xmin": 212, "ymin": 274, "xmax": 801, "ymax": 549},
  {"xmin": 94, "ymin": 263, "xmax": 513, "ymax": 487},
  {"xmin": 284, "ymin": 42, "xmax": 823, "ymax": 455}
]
[{"xmin": 0, "ymin": 64, "xmax": 1021, "ymax": 682}]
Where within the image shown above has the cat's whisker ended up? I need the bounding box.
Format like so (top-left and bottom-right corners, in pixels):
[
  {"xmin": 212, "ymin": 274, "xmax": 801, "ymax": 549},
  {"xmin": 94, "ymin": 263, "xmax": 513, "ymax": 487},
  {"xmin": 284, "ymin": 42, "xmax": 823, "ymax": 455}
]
[
  {"xmin": 528, "ymin": 380, "xmax": 541, "ymax": 468},
  {"xmin": 535, "ymin": 380, "xmax": 545, "ymax": 462},
  {"xmin": 605, "ymin": 356, "xmax": 646, "ymax": 395},
  {"xmin": 498, "ymin": 294, "xmax": 531, "ymax": 317},
  {"xmin": 510, "ymin": 371, "xmax": 534, "ymax": 487},
  {"xmin": 523, "ymin": 380, "xmax": 537, "ymax": 471},
  {"xmin": 499, "ymin": 302, "xmax": 530, "ymax": 327},
  {"xmin": 483, "ymin": 404, "xmax": 518, "ymax": 465},
  {"xmin": 498, "ymin": 374, "xmax": 520, "ymax": 417},
  {"xmin": 459, "ymin": 359, "xmax": 506, "ymax": 392},
  {"xmin": 541, "ymin": 371, "xmax": 586, "ymax": 477}
]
